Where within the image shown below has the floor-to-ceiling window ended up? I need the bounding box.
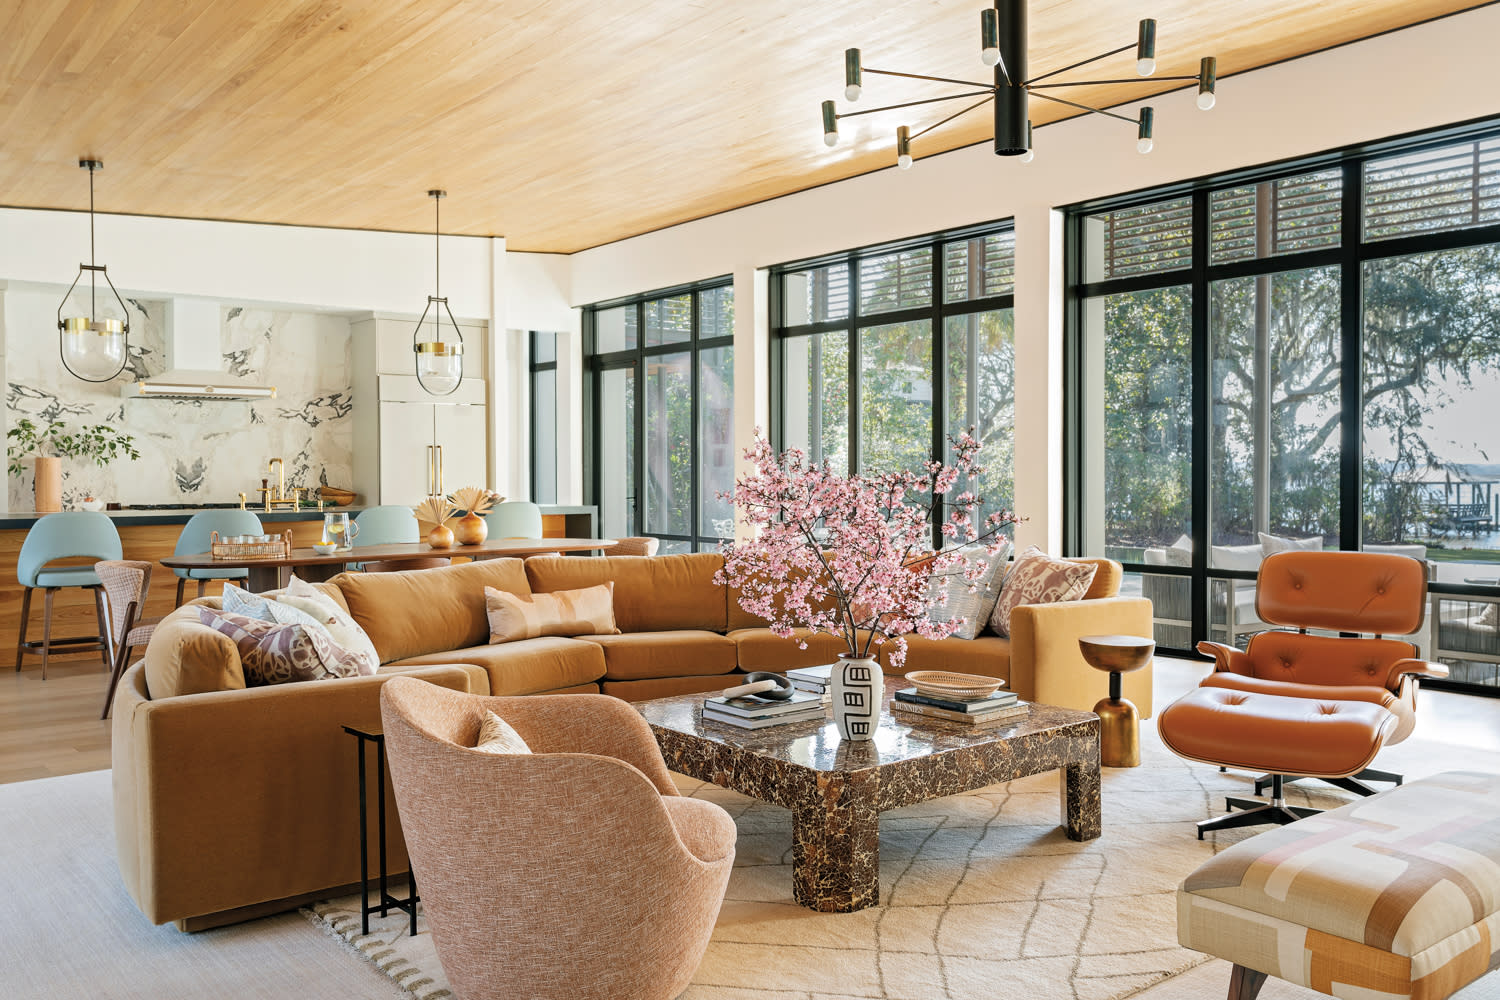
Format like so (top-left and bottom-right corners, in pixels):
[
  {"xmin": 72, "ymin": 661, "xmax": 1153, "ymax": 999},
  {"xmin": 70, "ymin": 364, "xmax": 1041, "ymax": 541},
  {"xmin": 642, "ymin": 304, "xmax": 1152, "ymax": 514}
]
[
  {"xmin": 529, "ymin": 331, "xmax": 558, "ymax": 505},
  {"xmin": 1067, "ymin": 124, "xmax": 1500, "ymax": 694},
  {"xmin": 584, "ymin": 279, "xmax": 734, "ymax": 552},
  {"xmin": 773, "ymin": 222, "xmax": 1016, "ymax": 541}
]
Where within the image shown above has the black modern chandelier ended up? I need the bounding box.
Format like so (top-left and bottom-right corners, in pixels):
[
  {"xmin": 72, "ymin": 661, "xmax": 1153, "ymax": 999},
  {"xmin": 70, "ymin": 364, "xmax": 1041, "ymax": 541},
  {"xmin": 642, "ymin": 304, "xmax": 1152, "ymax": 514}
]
[{"xmin": 820, "ymin": 0, "xmax": 1217, "ymax": 168}]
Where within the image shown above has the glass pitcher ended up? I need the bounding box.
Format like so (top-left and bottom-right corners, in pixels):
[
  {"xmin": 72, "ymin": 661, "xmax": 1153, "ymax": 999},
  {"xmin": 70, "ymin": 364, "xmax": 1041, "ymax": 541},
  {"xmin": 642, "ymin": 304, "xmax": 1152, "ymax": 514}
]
[{"xmin": 321, "ymin": 512, "xmax": 360, "ymax": 551}]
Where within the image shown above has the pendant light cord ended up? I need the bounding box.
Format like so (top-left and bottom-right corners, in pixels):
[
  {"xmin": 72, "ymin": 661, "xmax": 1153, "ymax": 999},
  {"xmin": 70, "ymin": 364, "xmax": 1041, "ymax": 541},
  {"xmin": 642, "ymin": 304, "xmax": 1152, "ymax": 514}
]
[{"xmin": 89, "ymin": 163, "xmax": 96, "ymax": 317}]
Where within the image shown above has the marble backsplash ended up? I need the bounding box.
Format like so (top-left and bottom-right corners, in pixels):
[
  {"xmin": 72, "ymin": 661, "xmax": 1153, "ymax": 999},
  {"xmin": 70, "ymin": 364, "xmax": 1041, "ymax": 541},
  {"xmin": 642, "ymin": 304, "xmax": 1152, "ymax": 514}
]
[{"xmin": 6, "ymin": 295, "xmax": 353, "ymax": 510}]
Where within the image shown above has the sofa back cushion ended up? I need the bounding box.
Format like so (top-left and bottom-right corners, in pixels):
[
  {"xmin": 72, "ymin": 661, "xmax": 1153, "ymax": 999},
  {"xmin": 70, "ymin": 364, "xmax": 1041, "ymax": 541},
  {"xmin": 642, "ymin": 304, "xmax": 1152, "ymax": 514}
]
[
  {"xmin": 725, "ymin": 560, "xmax": 843, "ymax": 632},
  {"xmin": 526, "ymin": 553, "xmax": 727, "ymax": 633},
  {"xmin": 332, "ymin": 558, "xmax": 532, "ymax": 663}
]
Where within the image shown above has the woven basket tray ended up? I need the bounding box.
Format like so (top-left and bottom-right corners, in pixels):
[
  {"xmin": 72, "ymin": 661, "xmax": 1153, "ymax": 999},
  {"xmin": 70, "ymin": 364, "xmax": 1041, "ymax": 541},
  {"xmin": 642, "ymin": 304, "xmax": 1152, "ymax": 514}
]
[
  {"xmin": 210, "ymin": 529, "xmax": 294, "ymax": 561},
  {"xmin": 905, "ymin": 670, "xmax": 1005, "ymax": 701}
]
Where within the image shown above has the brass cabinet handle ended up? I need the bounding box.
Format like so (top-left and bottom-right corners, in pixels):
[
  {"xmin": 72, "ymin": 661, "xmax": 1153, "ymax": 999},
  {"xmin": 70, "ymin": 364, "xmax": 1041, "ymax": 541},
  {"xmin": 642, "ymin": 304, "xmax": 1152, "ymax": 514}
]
[{"xmin": 436, "ymin": 444, "xmax": 444, "ymax": 495}]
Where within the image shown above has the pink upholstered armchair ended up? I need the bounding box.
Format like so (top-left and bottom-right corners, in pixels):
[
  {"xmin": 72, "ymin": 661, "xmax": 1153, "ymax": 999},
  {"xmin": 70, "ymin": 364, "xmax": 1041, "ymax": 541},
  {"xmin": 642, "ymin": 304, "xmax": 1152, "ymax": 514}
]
[{"xmin": 379, "ymin": 677, "xmax": 735, "ymax": 1000}]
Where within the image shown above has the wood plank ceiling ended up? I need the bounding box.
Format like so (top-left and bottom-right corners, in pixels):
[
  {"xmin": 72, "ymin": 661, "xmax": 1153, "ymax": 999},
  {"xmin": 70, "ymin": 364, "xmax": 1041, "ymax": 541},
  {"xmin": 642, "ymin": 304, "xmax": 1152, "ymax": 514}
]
[{"xmin": 0, "ymin": 0, "xmax": 1482, "ymax": 253}]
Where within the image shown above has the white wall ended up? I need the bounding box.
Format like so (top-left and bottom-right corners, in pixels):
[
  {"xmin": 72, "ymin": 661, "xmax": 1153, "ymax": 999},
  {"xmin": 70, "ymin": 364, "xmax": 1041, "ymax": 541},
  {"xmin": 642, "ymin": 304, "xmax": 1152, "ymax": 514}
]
[{"xmin": 568, "ymin": 5, "xmax": 1500, "ymax": 550}]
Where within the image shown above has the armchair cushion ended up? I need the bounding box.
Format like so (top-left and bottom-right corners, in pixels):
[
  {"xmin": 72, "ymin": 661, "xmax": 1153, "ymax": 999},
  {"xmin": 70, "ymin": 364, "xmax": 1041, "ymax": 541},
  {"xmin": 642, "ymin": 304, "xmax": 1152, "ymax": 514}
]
[
  {"xmin": 1239, "ymin": 630, "xmax": 1421, "ymax": 693},
  {"xmin": 474, "ymin": 711, "xmax": 532, "ymax": 755}
]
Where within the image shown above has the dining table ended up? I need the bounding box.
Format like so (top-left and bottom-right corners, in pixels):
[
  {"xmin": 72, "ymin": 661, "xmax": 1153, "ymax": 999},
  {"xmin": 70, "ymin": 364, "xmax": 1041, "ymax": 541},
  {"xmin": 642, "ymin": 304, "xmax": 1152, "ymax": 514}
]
[{"xmin": 160, "ymin": 537, "xmax": 614, "ymax": 593}]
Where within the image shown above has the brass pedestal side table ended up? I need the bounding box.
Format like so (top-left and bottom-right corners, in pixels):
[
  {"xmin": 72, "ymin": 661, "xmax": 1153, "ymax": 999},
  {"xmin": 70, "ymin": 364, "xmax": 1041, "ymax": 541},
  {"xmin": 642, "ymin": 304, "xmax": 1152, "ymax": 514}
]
[{"xmin": 1078, "ymin": 634, "xmax": 1155, "ymax": 768}]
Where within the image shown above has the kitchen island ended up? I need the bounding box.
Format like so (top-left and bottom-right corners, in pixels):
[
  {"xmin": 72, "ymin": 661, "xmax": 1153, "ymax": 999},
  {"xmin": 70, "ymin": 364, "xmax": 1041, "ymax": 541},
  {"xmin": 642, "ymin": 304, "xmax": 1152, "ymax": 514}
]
[{"xmin": 0, "ymin": 504, "xmax": 597, "ymax": 659}]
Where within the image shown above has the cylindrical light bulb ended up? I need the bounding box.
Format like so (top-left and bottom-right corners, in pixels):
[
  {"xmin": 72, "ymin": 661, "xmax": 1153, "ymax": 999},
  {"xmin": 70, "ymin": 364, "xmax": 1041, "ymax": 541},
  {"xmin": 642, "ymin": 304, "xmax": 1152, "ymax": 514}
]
[
  {"xmin": 1019, "ymin": 149, "xmax": 1034, "ymax": 163},
  {"xmin": 1136, "ymin": 106, "xmax": 1154, "ymax": 154},
  {"xmin": 896, "ymin": 125, "xmax": 912, "ymax": 170},
  {"xmin": 1197, "ymin": 56, "xmax": 1217, "ymax": 111},
  {"xmin": 1136, "ymin": 19, "xmax": 1157, "ymax": 76},
  {"xmin": 980, "ymin": 8, "xmax": 999, "ymax": 66},
  {"xmin": 822, "ymin": 100, "xmax": 839, "ymax": 147},
  {"xmin": 1136, "ymin": 137, "xmax": 1154, "ymax": 154},
  {"xmin": 844, "ymin": 48, "xmax": 862, "ymax": 103}
]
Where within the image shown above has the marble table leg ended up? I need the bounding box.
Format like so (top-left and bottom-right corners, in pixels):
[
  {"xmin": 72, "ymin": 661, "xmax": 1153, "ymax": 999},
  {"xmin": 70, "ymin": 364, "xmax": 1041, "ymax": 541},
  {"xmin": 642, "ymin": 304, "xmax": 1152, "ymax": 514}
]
[
  {"xmin": 1061, "ymin": 758, "xmax": 1103, "ymax": 841},
  {"xmin": 791, "ymin": 773, "xmax": 880, "ymax": 912}
]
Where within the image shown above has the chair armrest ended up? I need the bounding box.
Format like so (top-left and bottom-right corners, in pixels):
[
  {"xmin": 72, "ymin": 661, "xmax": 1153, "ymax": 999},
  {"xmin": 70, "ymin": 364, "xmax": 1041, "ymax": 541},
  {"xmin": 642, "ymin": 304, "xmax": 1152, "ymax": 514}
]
[
  {"xmin": 1391, "ymin": 657, "xmax": 1448, "ymax": 681},
  {"xmin": 1196, "ymin": 640, "xmax": 1255, "ymax": 675},
  {"xmin": 1008, "ymin": 596, "xmax": 1154, "ymax": 718},
  {"xmin": 477, "ymin": 693, "xmax": 680, "ymax": 797}
]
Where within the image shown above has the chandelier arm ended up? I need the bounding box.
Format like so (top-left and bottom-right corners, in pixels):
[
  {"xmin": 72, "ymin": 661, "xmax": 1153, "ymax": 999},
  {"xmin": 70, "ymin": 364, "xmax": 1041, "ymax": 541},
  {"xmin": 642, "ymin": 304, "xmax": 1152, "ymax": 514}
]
[
  {"xmin": 864, "ymin": 67, "xmax": 994, "ymax": 89},
  {"xmin": 1028, "ymin": 89, "xmax": 1139, "ymax": 125},
  {"xmin": 834, "ymin": 90, "xmax": 994, "ymax": 120},
  {"xmin": 910, "ymin": 94, "xmax": 995, "ymax": 142},
  {"xmin": 1022, "ymin": 41, "xmax": 1134, "ymax": 87},
  {"xmin": 1029, "ymin": 75, "xmax": 1196, "ymax": 88}
]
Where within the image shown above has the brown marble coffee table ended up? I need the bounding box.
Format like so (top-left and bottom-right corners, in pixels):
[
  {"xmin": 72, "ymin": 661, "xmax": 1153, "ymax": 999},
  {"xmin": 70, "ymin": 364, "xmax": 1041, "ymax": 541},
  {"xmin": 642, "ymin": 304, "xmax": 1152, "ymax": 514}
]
[{"xmin": 636, "ymin": 677, "xmax": 1101, "ymax": 913}]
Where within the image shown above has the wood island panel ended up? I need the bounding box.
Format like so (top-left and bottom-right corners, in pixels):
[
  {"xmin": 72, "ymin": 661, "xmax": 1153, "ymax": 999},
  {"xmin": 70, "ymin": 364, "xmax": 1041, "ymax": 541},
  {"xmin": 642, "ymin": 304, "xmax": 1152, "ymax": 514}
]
[{"xmin": 0, "ymin": 521, "xmax": 326, "ymax": 660}]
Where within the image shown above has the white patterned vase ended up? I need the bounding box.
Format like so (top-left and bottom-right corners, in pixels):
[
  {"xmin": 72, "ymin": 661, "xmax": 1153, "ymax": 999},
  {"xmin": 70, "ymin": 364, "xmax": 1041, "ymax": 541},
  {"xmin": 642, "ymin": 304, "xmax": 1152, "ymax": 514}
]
[{"xmin": 830, "ymin": 653, "xmax": 883, "ymax": 741}]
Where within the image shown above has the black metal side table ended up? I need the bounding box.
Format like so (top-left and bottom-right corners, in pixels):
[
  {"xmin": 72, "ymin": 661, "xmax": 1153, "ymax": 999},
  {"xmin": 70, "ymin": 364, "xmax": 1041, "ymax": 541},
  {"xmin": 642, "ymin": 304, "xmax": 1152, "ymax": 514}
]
[{"xmin": 343, "ymin": 724, "xmax": 419, "ymax": 937}]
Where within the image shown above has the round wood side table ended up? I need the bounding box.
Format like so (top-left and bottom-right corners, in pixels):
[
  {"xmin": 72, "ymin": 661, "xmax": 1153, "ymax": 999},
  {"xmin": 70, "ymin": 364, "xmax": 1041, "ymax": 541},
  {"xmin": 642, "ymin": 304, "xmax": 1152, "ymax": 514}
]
[{"xmin": 1078, "ymin": 634, "xmax": 1155, "ymax": 768}]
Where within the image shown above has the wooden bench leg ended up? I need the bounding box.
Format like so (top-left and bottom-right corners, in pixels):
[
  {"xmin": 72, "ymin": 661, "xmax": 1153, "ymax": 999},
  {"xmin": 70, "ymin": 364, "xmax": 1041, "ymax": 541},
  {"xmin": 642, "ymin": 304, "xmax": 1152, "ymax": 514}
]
[{"xmin": 1229, "ymin": 964, "xmax": 1267, "ymax": 1000}]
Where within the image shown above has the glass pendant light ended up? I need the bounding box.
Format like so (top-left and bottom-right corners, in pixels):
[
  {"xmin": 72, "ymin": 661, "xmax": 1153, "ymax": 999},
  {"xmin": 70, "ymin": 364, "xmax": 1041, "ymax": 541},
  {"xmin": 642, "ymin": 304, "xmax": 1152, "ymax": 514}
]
[
  {"xmin": 412, "ymin": 189, "xmax": 465, "ymax": 396},
  {"xmin": 58, "ymin": 159, "xmax": 130, "ymax": 382}
]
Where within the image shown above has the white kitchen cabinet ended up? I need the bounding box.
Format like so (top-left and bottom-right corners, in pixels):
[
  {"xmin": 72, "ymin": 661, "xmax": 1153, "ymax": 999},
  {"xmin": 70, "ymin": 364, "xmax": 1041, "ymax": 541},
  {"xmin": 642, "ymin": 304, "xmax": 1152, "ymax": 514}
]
[{"xmin": 351, "ymin": 313, "xmax": 490, "ymax": 505}]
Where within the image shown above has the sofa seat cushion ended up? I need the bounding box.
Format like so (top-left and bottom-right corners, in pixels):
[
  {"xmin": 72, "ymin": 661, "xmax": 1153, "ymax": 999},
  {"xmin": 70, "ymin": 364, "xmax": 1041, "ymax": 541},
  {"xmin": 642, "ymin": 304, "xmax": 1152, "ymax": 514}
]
[
  {"xmin": 878, "ymin": 634, "xmax": 1012, "ymax": 681},
  {"xmin": 385, "ymin": 636, "xmax": 605, "ymax": 696},
  {"xmin": 729, "ymin": 628, "xmax": 877, "ymax": 671},
  {"xmin": 331, "ymin": 559, "xmax": 532, "ymax": 663},
  {"xmin": 603, "ymin": 675, "xmax": 744, "ymax": 702},
  {"xmin": 527, "ymin": 553, "xmax": 727, "ymax": 633},
  {"xmin": 578, "ymin": 630, "xmax": 738, "ymax": 681}
]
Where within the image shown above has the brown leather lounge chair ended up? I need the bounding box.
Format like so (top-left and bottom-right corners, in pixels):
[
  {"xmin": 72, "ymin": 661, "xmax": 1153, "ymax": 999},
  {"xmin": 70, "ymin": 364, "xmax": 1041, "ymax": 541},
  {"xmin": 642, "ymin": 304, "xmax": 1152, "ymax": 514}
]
[{"xmin": 1157, "ymin": 550, "xmax": 1448, "ymax": 838}]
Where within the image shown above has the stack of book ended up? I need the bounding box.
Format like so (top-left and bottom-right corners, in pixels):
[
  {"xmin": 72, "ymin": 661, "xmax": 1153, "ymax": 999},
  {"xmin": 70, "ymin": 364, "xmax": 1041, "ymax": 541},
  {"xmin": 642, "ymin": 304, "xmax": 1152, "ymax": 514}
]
[
  {"xmin": 784, "ymin": 664, "xmax": 834, "ymax": 700},
  {"xmin": 701, "ymin": 689, "xmax": 827, "ymax": 729},
  {"xmin": 890, "ymin": 686, "xmax": 1027, "ymax": 726}
]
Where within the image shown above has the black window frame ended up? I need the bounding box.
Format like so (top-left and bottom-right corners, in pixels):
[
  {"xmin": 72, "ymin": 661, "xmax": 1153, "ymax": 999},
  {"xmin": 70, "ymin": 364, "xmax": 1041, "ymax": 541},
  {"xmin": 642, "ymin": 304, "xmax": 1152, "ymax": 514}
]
[
  {"xmin": 528, "ymin": 330, "xmax": 559, "ymax": 505},
  {"xmin": 1063, "ymin": 115, "xmax": 1500, "ymax": 697},
  {"xmin": 770, "ymin": 218, "xmax": 1018, "ymax": 549},
  {"xmin": 583, "ymin": 277, "xmax": 735, "ymax": 552}
]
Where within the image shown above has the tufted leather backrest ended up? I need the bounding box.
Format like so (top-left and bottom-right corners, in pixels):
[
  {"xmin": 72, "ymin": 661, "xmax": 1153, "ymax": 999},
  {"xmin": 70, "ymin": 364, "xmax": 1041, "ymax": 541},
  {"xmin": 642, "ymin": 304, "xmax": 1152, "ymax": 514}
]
[
  {"xmin": 1255, "ymin": 550, "xmax": 1426, "ymax": 635},
  {"xmin": 1242, "ymin": 630, "xmax": 1418, "ymax": 690}
]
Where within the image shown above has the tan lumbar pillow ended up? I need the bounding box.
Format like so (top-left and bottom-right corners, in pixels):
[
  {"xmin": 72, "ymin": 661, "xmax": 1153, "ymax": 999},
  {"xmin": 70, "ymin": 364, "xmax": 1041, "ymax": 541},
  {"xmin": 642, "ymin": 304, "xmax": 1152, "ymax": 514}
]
[
  {"xmin": 485, "ymin": 583, "xmax": 619, "ymax": 643},
  {"xmin": 472, "ymin": 710, "xmax": 532, "ymax": 755}
]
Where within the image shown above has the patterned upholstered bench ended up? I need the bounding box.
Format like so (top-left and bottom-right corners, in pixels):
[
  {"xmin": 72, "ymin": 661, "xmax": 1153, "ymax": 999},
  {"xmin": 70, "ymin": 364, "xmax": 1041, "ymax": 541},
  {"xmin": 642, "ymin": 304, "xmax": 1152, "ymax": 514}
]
[{"xmin": 1178, "ymin": 771, "xmax": 1500, "ymax": 1000}]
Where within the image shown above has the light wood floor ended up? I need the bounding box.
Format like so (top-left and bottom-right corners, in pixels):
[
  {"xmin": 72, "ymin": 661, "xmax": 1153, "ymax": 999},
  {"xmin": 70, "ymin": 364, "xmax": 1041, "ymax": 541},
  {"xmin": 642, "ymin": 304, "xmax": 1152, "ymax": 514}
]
[{"xmin": 3, "ymin": 649, "xmax": 1497, "ymax": 786}]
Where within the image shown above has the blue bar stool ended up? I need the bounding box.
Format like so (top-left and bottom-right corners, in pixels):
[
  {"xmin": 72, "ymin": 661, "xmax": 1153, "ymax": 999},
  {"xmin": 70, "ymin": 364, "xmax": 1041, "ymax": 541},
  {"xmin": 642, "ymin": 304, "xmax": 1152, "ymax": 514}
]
[
  {"xmin": 485, "ymin": 501, "xmax": 543, "ymax": 539},
  {"xmin": 15, "ymin": 512, "xmax": 122, "ymax": 679},
  {"xmin": 171, "ymin": 510, "xmax": 264, "ymax": 606}
]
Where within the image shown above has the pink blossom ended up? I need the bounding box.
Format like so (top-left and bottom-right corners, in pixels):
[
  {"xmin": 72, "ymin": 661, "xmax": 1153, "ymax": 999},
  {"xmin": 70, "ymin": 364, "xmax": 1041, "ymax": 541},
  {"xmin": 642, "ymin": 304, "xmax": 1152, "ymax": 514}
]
[{"xmin": 714, "ymin": 430, "xmax": 1023, "ymax": 672}]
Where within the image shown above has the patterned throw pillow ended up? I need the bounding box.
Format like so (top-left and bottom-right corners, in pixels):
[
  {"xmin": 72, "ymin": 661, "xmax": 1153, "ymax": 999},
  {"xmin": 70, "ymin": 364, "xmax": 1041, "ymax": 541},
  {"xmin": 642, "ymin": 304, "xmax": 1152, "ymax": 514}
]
[
  {"xmin": 278, "ymin": 576, "xmax": 381, "ymax": 674},
  {"xmin": 987, "ymin": 546, "xmax": 1098, "ymax": 638},
  {"xmin": 927, "ymin": 542, "xmax": 1013, "ymax": 640},
  {"xmin": 472, "ymin": 710, "xmax": 532, "ymax": 755},
  {"xmin": 485, "ymin": 583, "xmax": 619, "ymax": 643},
  {"xmin": 195, "ymin": 607, "xmax": 365, "ymax": 686}
]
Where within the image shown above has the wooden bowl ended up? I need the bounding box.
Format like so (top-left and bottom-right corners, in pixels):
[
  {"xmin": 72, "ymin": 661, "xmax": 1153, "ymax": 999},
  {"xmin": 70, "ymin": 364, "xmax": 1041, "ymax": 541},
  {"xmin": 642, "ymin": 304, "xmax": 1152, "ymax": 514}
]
[
  {"xmin": 905, "ymin": 670, "xmax": 1005, "ymax": 701},
  {"xmin": 319, "ymin": 486, "xmax": 356, "ymax": 506}
]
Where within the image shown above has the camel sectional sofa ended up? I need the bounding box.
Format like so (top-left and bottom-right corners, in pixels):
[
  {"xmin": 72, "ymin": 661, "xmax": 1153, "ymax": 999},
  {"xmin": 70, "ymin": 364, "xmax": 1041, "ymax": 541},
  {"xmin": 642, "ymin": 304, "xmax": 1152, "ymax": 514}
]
[{"xmin": 114, "ymin": 552, "xmax": 1150, "ymax": 929}]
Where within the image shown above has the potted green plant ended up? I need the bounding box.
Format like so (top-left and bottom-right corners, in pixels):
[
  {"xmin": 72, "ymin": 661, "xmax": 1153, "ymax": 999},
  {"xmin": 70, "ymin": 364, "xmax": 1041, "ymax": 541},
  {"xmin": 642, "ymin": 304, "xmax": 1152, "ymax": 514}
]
[{"xmin": 6, "ymin": 417, "xmax": 141, "ymax": 513}]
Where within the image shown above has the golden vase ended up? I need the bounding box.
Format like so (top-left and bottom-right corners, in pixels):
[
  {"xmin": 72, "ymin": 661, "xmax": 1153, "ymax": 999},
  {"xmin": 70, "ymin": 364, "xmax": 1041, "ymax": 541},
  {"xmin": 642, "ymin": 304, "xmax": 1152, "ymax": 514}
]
[
  {"xmin": 427, "ymin": 524, "xmax": 455, "ymax": 549},
  {"xmin": 453, "ymin": 512, "xmax": 488, "ymax": 546}
]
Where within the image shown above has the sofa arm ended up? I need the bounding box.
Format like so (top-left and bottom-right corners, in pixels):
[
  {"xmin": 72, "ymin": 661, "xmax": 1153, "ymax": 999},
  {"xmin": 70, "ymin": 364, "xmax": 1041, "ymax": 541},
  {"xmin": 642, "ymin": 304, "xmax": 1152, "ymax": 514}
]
[
  {"xmin": 1007, "ymin": 597, "xmax": 1155, "ymax": 719},
  {"xmin": 112, "ymin": 660, "xmax": 485, "ymax": 928}
]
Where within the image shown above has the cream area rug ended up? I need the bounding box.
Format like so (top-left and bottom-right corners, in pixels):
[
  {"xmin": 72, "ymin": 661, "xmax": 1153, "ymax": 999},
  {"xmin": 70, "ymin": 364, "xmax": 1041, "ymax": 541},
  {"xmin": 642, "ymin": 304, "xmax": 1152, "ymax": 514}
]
[{"xmin": 304, "ymin": 716, "xmax": 1500, "ymax": 1000}]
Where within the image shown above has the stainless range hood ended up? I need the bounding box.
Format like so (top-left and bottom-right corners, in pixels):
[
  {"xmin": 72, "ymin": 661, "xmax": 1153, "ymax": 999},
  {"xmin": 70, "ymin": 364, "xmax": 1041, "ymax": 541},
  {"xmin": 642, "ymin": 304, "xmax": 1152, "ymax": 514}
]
[{"xmin": 121, "ymin": 299, "xmax": 277, "ymax": 400}]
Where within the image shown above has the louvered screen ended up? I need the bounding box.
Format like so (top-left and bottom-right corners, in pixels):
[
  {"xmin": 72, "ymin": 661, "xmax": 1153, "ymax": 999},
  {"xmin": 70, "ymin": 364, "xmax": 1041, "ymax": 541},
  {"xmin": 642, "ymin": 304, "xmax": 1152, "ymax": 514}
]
[
  {"xmin": 783, "ymin": 264, "xmax": 849, "ymax": 325},
  {"xmin": 859, "ymin": 247, "xmax": 933, "ymax": 315},
  {"xmin": 944, "ymin": 231, "xmax": 1016, "ymax": 302},
  {"xmin": 1364, "ymin": 137, "xmax": 1500, "ymax": 241},
  {"xmin": 1209, "ymin": 169, "xmax": 1342, "ymax": 264},
  {"xmin": 1087, "ymin": 197, "xmax": 1192, "ymax": 281}
]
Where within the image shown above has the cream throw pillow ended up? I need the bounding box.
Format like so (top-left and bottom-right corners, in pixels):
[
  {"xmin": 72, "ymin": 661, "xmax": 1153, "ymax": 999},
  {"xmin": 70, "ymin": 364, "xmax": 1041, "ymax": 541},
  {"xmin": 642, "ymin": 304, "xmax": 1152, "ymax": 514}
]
[
  {"xmin": 473, "ymin": 710, "xmax": 532, "ymax": 755},
  {"xmin": 988, "ymin": 545, "xmax": 1098, "ymax": 638},
  {"xmin": 1258, "ymin": 532, "xmax": 1323, "ymax": 555},
  {"xmin": 486, "ymin": 583, "xmax": 619, "ymax": 643}
]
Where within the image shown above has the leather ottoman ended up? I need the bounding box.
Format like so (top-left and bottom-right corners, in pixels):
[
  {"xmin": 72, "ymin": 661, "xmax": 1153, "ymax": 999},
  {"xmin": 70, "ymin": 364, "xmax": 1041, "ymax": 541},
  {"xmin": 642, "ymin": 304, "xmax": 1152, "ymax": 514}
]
[{"xmin": 1157, "ymin": 686, "xmax": 1397, "ymax": 838}]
